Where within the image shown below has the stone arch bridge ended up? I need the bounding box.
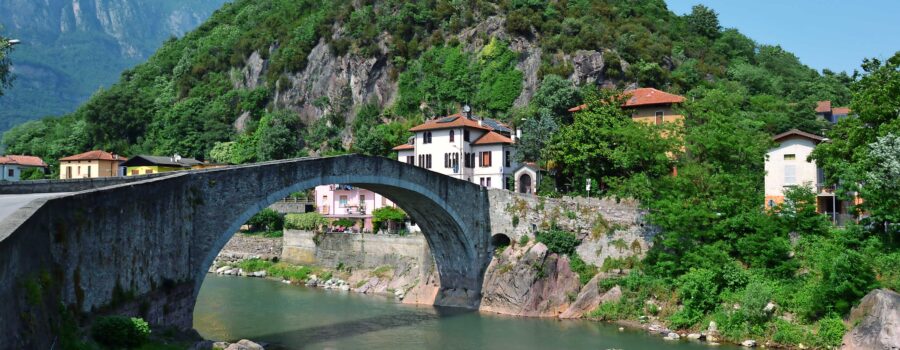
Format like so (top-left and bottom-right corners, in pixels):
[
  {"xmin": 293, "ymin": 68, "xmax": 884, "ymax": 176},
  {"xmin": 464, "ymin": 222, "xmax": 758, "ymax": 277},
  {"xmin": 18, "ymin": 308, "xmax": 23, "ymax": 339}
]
[{"xmin": 0, "ymin": 155, "xmax": 513, "ymax": 349}]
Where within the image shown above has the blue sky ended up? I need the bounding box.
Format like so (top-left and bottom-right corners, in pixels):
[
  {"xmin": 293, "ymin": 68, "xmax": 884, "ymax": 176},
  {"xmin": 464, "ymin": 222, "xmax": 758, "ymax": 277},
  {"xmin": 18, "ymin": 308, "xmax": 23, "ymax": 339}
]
[{"xmin": 665, "ymin": 0, "xmax": 900, "ymax": 74}]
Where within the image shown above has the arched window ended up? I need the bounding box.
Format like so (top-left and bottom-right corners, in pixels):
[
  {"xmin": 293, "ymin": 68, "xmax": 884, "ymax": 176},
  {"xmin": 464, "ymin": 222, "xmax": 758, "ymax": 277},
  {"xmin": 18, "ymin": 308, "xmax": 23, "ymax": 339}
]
[{"xmin": 449, "ymin": 130, "xmax": 455, "ymax": 142}]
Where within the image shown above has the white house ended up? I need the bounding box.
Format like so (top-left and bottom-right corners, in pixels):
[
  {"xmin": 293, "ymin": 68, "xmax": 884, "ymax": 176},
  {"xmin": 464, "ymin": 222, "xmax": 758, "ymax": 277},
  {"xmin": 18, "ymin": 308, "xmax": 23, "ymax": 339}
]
[
  {"xmin": 0, "ymin": 155, "xmax": 48, "ymax": 181},
  {"xmin": 393, "ymin": 108, "xmax": 519, "ymax": 190},
  {"xmin": 764, "ymin": 129, "xmax": 854, "ymax": 224}
]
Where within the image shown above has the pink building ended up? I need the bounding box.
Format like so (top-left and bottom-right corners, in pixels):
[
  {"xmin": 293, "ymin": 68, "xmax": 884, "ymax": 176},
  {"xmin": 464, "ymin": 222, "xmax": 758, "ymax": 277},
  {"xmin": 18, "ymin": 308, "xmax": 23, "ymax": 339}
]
[{"xmin": 314, "ymin": 184, "xmax": 393, "ymax": 231}]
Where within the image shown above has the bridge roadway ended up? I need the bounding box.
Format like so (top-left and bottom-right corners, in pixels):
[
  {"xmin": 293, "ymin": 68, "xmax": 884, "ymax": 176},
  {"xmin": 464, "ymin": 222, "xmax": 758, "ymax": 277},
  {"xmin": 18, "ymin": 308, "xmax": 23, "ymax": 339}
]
[{"xmin": 0, "ymin": 192, "xmax": 70, "ymax": 224}]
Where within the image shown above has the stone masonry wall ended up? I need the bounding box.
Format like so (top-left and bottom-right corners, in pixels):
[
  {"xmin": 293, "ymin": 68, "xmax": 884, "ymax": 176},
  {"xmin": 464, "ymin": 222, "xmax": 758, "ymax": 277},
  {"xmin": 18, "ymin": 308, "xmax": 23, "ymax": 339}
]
[
  {"xmin": 282, "ymin": 229, "xmax": 431, "ymax": 271},
  {"xmin": 487, "ymin": 190, "xmax": 657, "ymax": 267}
]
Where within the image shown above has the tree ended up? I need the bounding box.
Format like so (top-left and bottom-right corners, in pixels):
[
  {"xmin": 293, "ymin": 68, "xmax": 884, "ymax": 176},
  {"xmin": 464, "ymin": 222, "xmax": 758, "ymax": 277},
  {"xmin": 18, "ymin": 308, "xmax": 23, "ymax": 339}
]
[
  {"xmin": 0, "ymin": 29, "xmax": 12, "ymax": 97},
  {"xmin": 256, "ymin": 109, "xmax": 303, "ymax": 161},
  {"xmin": 372, "ymin": 206, "xmax": 407, "ymax": 232},
  {"xmin": 812, "ymin": 52, "xmax": 900, "ymax": 231},
  {"xmin": 685, "ymin": 5, "xmax": 721, "ymax": 39},
  {"xmin": 543, "ymin": 89, "xmax": 676, "ymax": 195}
]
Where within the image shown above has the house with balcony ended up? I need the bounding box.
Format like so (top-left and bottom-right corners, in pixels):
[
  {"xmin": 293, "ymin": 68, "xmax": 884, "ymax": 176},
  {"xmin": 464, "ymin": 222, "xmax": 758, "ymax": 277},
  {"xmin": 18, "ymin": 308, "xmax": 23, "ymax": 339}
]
[
  {"xmin": 314, "ymin": 184, "xmax": 398, "ymax": 232},
  {"xmin": 393, "ymin": 107, "xmax": 520, "ymax": 190},
  {"xmin": 764, "ymin": 129, "xmax": 855, "ymax": 225},
  {"xmin": 0, "ymin": 155, "xmax": 48, "ymax": 181},
  {"xmin": 59, "ymin": 150, "xmax": 127, "ymax": 179}
]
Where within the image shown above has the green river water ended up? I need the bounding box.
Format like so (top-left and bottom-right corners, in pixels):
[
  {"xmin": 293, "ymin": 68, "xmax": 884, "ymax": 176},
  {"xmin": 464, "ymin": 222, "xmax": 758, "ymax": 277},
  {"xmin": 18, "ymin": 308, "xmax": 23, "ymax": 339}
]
[{"xmin": 194, "ymin": 275, "xmax": 734, "ymax": 350}]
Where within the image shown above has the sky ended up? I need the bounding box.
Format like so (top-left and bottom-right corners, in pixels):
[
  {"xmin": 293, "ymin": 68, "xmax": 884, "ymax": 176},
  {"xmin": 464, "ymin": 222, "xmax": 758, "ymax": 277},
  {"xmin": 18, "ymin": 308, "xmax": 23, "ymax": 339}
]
[{"xmin": 665, "ymin": 0, "xmax": 900, "ymax": 74}]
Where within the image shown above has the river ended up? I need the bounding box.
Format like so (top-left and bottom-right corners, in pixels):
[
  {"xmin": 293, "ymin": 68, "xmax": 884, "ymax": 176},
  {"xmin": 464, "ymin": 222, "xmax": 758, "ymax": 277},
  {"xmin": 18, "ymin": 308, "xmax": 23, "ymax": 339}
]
[{"xmin": 194, "ymin": 275, "xmax": 733, "ymax": 350}]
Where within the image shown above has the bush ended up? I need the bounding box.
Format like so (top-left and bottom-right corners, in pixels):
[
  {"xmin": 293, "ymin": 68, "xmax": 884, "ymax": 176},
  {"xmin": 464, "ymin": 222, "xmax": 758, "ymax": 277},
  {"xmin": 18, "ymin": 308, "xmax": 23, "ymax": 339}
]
[
  {"xmin": 569, "ymin": 253, "xmax": 598, "ymax": 286},
  {"xmin": 535, "ymin": 228, "xmax": 580, "ymax": 255},
  {"xmin": 772, "ymin": 319, "xmax": 811, "ymax": 346},
  {"xmin": 669, "ymin": 268, "xmax": 720, "ymax": 329},
  {"xmin": 285, "ymin": 212, "xmax": 328, "ymax": 231},
  {"xmin": 92, "ymin": 316, "xmax": 150, "ymax": 349},
  {"xmin": 237, "ymin": 258, "xmax": 273, "ymax": 272},
  {"xmin": 373, "ymin": 206, "xmax": 406, "ymax": 232},
  {"xmin": 266, "ymin": 263, "xmax": 312, "ymax": 282},
  {"xmin": 246, "ymin": 208, "xmax": 283, "ymax": 232},
  {"xmin": 814, "ymin": 315, "xmax": 846, "ymax": 348},
  {"xmin": 518, "ymin": 235, "xmax": 530, "ymax": 246}
]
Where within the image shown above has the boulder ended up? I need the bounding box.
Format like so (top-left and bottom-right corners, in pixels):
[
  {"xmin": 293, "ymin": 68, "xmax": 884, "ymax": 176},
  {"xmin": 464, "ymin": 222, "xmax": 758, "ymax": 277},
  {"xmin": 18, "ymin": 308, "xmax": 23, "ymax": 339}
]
[
  {"xmin": 664, "ymin": 332, "xmax": 680, "ymax": 341},
  {"xmin": 741, "ymin": 339, "xmax": 756, "ymax": 347},
  {"xmin": 686, "ymin": 333, "xmax": 702, "ymax": 340},
  {"xmin": 560, "ymin": 276, "xmax": 621, "ymax": 319},
  {"xmin": 842, "ymin": 288, "xmax": 900, "ymax": 350}
]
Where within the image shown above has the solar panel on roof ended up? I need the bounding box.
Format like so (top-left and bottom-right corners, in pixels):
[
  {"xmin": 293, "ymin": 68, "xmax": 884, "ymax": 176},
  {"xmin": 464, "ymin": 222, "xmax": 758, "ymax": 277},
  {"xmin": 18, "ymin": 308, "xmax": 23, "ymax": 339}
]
[
  {"xmin": 482, "ymin": 118, "xmax": 511, "ymax": 132},
  {"xmin": 437, "ymin": 116, "xmax": 459, "ymax": 123}
]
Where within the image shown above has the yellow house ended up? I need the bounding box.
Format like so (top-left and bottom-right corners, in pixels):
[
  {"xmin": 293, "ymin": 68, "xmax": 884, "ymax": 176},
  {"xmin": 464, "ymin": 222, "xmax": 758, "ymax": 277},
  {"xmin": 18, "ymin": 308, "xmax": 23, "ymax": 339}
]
[
  {"xmin": 121, "ymin": 155, "xmax": 203, "ymax": 176},
  {"xmin": 59, "ymin": 150, "xmax": 127, "ymax": 179},
  {"xmin": 568, "ymin": 87, "xmax": 686, "ymax": 125}
]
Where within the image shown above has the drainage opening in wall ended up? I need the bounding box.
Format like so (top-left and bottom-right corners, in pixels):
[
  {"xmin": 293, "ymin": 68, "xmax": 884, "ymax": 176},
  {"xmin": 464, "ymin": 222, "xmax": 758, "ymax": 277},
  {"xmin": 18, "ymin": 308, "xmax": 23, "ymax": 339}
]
[{"xmin": 490, "ymin": 234, "xmax": 512, "ymax": 250}]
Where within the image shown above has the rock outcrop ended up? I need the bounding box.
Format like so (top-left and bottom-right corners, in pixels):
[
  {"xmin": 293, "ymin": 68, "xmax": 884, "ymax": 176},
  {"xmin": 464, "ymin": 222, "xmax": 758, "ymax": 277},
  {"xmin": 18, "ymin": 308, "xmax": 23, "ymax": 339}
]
[
  {"xmin": 479, "ymin": 242, "xmax": 581, "ymax": 317},
  {"xmin": 842, "ymin": 288, "xmax": 900, "ymax": 350},
  {"xmin": 559, "ymin": 275, "xmax": 621, "ymax": 319}
]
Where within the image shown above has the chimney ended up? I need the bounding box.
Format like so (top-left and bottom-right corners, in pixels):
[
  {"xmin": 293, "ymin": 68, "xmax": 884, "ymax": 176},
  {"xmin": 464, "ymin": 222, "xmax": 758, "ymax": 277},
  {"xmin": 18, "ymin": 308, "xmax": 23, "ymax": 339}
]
[{"xmin": 516, "ymin": 129, "xmax": 522, "ymax": 140}]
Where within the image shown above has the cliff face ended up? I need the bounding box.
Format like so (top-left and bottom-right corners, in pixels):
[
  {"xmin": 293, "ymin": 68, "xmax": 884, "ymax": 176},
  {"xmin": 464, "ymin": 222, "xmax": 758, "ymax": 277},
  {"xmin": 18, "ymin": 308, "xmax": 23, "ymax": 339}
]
[
  {"xmin": 0, "ymin": 0, "xmax": 227, "ymax": 133},
  {"xmin": 234, "ymin": 15, "xmax": 620, "ymax": 129}
]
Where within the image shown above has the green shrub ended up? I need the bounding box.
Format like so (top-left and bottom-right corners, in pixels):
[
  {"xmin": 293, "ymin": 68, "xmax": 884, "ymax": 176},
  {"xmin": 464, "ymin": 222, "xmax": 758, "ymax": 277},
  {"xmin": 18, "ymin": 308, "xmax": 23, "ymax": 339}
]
[
  {"xmin": 518, "ymin": 235, "xmax": 530, "ymax": 246},
  {"xmin": 588, "ymin": 300, "xmax": 626, "ymax": 320},
  {"xmin": 569, "ymin": 253, "xmax": 598, "ymax": 286},
  {"xmin": 284, "ymin": 212, "xmax": 328, "ymax": 231},
  {"xmin": 373, "ymin": 206, "xmax": 407, "ymax": 232},
  {"xmin": 669, "ymin": 268, "xmax": 720, "ymax": 329},
  {"xmin": 814, "ymin": 315, "xmax": 846, "ymax": 348},
  {"xmin": 246, "ymin": 208, "xmax": 283, "ymax": 232},
  {"xmin": 331, "ymin": 218, "xmax": 357, "ymax": 228},
  {"xmin": 237, "ymin": 258, "xmax": 273, "ymax": 272},
  {"xmin": 772, "ymin": 319, "xmax": 811, "ymax": 346},
  {"xmin": 535, "ymin": 228, "xmax": 580, "ymax": 255},
  {"xmin": 266, "ymin": 263, "xmax": 312, "ymax": 282},
  {"xmin": 92, "ymin": 316, "xmax": 150, "ymax": 349}
]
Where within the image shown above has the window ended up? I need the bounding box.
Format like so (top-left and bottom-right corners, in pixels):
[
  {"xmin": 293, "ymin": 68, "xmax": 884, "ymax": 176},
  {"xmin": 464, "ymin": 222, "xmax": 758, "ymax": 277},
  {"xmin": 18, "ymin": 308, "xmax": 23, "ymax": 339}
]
[
  {"xmin": 7, "ymin": 169, "xmax": 13, "ymax": 177},
  {"xmin": 449, "ymin": 130, "xmax": 455, "ymax": 142},
  {"xmin": 464, "ymin": 130, "xmax": 470, "ymax": 142},
  {"xmin": 464, "ymin": 152, "xmax": 474, "ymax": 168},
  {"xmin": 768, "ymin": 199, "xmax": 775, "ymax": 208},
  {"xmin": 77, "ymin": 166, "xmax": 81, "ymax": 175},
  {"xmin": 425, "ymin": 154, "xmax": 432, "ymax": 169},
  {"xmin": 480, "ymin": 178, "xmax": 485, "ymax": 186},
  {"xmin": 87, "ymin": 166, "xmax": 92, "ymax": 178},
  {"xmin": 339, "ymin": 195, "xmax": 348, "ymax": 207},
  {"xmin": 486, "ymin": 177, "xmax": 491, "ymax": 188},
  {"xmin": 66, "ymin": 167, "xmax": 72, "ymax": 179},
  {"xmin": 655, "ymin": 111, "xmax": 664, "ymax": 125},
  {"xmin": 784, "ymin": 154, "xmax": 796, "ymax": 160},
  {"xmin": 145, "ymin": 169, "xmax": 153, "ymax": 174},
  {"xmin": 406, "ymin": 156, "xmax": 414, "ymax": 164},
  {"xmin": 784, "ymin": 165, "xmax": 796, "ymax": 185},
  {"xmin": 505, "ymin": 150, "xmax": 511, "ymax": 168},
  {"xmin": 444, "ymin": 153, "xmax": 450, "ymax": 168},
  {"xmin": 131, "ymin": 169, "xmax": 139, "ymax": 175},
  {"xmin": 423, "ymin": 131, "xmax": 432, "ymax": 144},
  {"xmin": 479, "ymin": 151, "xmax": 492, "ymax": 167},
  {"xmin": 452, "ymin": 153, "xmax": 459, "ymax": 170}
]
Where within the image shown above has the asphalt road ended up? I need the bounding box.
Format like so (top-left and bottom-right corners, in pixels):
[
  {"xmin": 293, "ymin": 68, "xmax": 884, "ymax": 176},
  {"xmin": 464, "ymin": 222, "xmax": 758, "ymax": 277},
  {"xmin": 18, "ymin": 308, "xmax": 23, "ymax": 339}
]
[{"xmin": 0, "ymin": 193, "xmax": 70, "ymax": 224}]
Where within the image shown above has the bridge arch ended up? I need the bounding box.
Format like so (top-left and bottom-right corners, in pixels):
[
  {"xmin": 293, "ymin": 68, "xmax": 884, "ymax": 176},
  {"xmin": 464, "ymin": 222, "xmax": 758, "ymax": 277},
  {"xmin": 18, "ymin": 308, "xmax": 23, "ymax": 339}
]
[{"xmin": 0, "ymin": 155, "xmax": 494, "ymax": 348}]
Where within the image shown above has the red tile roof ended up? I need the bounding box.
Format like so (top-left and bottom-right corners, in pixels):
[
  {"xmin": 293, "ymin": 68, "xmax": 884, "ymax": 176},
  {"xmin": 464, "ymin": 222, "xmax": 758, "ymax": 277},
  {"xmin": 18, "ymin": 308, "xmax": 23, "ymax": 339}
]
[
  {"xmin": 471, "ymin": 131, "xmax": 514, "ymax": 145},
  {"xmin": 0, "ymin": 155, "xmax": 48, "ymax": 167},
  {"xmin": 568, "ymin": 88, "xmax": 686, "ymax": 112},
  {"xmin": 391, "ymin": 144, "xmax": 415, "ymax": 151},
  {"xmin": 832, "ymin": 107, "xmax": 851, "ymax": 115},
  {"xmin": 59, "ymin": 150, "xmax": 127, "ymax": 162},
  {"xmin": 409, "ymin": 114, "xmax": 494, "ymax": 132},
  {"xmin": 772, "ymin": 129, "xmax": 826, "ymax": 143},
  {"xmin": 815, "ymin": 101, "xmax": 832, "ymax": 113}
]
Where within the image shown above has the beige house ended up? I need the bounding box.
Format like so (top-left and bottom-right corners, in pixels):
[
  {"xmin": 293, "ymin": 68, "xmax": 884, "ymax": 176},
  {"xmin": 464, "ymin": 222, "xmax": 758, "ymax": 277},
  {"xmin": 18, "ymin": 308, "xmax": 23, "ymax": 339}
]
[
  {"xmin": 568, "ymin": 87, "xmax": 686, "ymax": 126},
  {"xmin": 59, "ymin": 150, "xmax": 127, "ymax": 179}
]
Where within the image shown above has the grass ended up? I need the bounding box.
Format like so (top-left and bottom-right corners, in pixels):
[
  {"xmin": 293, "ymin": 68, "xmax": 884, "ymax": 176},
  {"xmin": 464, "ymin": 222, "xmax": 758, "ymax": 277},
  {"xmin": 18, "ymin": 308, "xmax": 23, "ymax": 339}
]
[
  {"xmin": 266, "ymin": 263, "xmax": 313, "ymax": 282},
  {"xmin": 241, "ymin": 230, "xmax": 283, "ymax": 238},
  {"xmin": 372, "ymin": 266, "xmax": 393, "ymax": 279},
  {"xmin": 236, "ymin": 258, "xmax": 274, "ymax": 272}
]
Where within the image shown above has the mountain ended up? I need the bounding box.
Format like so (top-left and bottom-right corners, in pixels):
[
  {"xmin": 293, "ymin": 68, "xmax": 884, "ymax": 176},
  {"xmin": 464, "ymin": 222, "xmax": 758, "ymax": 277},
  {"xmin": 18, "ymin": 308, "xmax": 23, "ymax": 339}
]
[
  {"xmin": 1, "ymin": 0, "xmax": 852, "ymax": 168},
  {"xmin": 0, "ymin": 0, "xmax": 229, "ymax": 133}
]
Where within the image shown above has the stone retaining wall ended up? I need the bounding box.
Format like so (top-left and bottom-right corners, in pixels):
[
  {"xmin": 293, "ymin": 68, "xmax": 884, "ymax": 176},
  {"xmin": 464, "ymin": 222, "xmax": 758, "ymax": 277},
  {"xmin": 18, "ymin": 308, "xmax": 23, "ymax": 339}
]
[{"xmin": 282, "ymin": 230, "xmax": 431, "ymax": 270}]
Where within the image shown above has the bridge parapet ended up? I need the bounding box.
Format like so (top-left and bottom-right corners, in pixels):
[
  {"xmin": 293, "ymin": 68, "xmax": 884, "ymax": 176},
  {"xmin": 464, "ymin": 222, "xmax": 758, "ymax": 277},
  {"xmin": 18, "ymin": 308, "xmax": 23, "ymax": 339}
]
[{"xmin": 0, "ymin": 172, "xmax": 174, "ymax": 194}]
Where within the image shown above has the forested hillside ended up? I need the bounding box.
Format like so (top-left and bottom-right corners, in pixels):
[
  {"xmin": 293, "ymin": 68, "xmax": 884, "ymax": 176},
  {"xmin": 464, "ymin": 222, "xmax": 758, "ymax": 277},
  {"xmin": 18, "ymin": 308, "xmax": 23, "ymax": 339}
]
[
  {"xmin": 0, "ymin": 0, "xmax": 228, "ymax": 133},
  {"xmin": 2, "ymin": 0, "xmax": 851, "ymax": 167},
  {"xmin": 4, "ymin": 1, "xmax": 899, "ymax": 348}
]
